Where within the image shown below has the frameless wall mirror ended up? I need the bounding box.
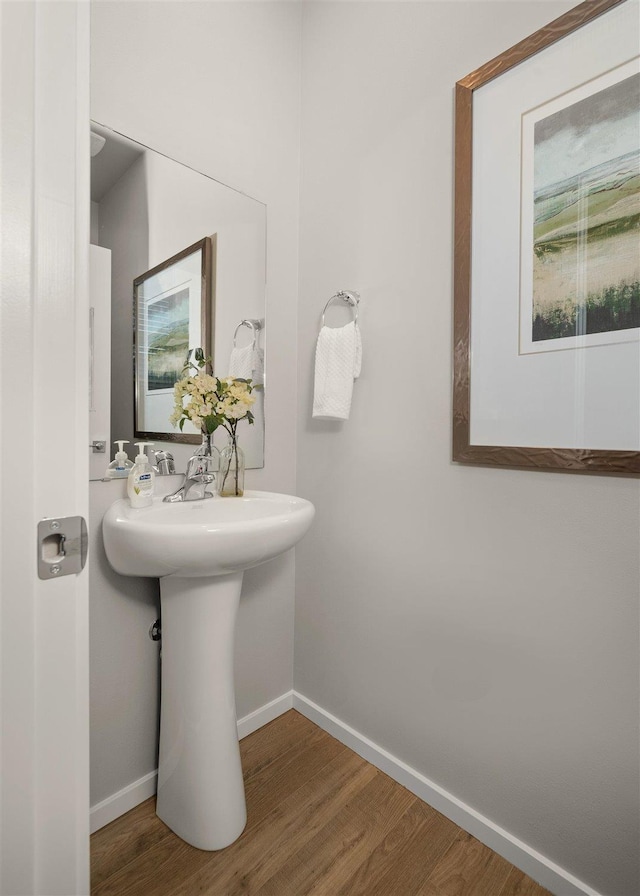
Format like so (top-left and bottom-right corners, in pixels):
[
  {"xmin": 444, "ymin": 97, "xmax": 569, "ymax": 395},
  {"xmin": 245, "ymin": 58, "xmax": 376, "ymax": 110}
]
[{"xmin": 89, "ymin": 121, "xmax": 266, "ymax": 481}]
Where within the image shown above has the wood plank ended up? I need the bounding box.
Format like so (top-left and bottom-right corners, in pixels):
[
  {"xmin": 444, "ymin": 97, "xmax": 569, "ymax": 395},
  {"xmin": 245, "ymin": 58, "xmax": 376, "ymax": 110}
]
[
  {"xmin": 243, "ymin": 723, "xmax": 347, "ymax": 830},
  {"xmin": 92, "ymin": 722, "xmax": 346, "ymax": 896},
  {"xmin": 91, "ymin": 711, "xmax": 558, "ymax": 896},
  {"xmin": 168, "ymin": 750, "xmax": 377, "ymax": 896},
  {"xmin": 336, "ymin": 799, "xmax": 461, "ymax": 896},
  {"xmin": 240, "ymin": 709, "xmax": 321, "ymax": 783},
  {"xmin": 92, "ymin": 819, "xmax": 191, "ymax": 896},
  {"xmin": 411, "ymin": 886, "xmax": 441, "ymax": 896},
  {"xmin": 498, "ymin": 866, "xmax": 553, "ymax": 896},
  {"xmin": 421, "ymin": 829, "xmax": 513, "ymax": 896},
  {"xmin": 91, "ymin": 709, "xmax": 314, "ymax": 891},
  {"xmin": 254, "ymin": 771, "xmax": 416, "ymax": 895},
  {"xmin": 90, "ymin": 797, "xmax": 173, "ymax": 890}
]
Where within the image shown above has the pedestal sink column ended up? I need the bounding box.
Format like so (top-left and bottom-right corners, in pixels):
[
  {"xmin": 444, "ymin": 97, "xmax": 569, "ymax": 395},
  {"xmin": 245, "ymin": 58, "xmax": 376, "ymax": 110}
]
[{"xmin": 156, "ymin": 572, "xmax": 247, "ymax": 850}]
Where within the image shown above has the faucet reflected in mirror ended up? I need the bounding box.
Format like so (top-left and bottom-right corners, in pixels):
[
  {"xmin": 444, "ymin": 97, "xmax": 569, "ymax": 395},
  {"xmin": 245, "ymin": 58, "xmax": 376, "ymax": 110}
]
[
  {"xmin": 149, "ymin": 449, "xmax": 176, "ymax": 476},
  {"xmin": 89, "ymin": 121, "xmax": 266, "ymax": 482}
]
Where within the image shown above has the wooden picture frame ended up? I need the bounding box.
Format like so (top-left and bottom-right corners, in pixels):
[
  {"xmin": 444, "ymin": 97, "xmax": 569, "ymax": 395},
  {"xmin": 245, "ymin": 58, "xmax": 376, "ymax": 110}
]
[
  {"xmin": 453, "ymin": 0, "xmax": 640, "ymax": 473},
  {"xmin": 134, "ymin": 235, "xmax": 215, "ymax": 443}
]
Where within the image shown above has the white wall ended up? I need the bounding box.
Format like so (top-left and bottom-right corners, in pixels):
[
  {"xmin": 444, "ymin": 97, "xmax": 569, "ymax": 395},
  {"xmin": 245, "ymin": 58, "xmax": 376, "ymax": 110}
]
[
  {"xmin": 90, "ymin": 200, "xmax": 99, "ymax": 243},
  {"xmin": 90, "ymin": 4, "xmax": 639, "ymax": 893},
  {"xmin": 97, "ymin": 153, "xmax": 149, "ymax": 453},
  {"xmin": 90, "ymin": 157, "xmax": 158, "ymax": 810},
  {"xmin": 295, "ymin": 4, "xmax": 639, "ymax": 896},
  {"xmin": 89, "ymin": 479, "xmax": 160, "ymax": 807},
  {"xmin": 90, "ymin": 0, "xmax": 301, "ymax": 816}
]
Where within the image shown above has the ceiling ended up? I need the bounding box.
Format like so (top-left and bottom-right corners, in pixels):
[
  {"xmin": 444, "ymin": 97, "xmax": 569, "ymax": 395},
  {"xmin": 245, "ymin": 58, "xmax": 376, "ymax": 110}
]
[{"xmin": 90, "ymin": 123, "xmax": 144, "ymax": 202}]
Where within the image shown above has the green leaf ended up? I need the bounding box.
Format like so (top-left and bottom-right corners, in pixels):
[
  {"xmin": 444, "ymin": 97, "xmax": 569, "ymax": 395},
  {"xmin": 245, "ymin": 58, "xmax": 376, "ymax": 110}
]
[
  {"xmin": 204, "ymin": 415, "xmax": 220, "ymax": 433},
  {"xmin": 179, "ymin": 418, "xmax": 185, "ymax": 431}
]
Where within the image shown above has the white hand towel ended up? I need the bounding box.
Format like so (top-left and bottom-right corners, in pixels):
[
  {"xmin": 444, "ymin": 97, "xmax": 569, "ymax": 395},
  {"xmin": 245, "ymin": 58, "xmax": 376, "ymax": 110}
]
[
  {"xmin": 312, "ymin": 321, "xmax": 362, "ymax": 420},
  {"xmin": 228, "ymin": 343, "xmax": 254, "ymax": 380},
  {"xmin": 251, "ymin": 347, "xmax": 265, "ymax": 386}
]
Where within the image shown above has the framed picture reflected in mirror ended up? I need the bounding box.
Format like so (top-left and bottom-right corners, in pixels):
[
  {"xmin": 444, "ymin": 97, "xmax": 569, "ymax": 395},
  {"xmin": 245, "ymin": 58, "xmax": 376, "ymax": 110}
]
[{"xmin": 134, "ymin": 235, "xmax": 215, "ymax": 443}]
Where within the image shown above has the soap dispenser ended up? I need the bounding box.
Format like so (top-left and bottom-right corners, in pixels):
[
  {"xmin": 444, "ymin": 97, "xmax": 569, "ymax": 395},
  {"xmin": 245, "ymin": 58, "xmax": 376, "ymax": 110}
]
[
  {"xmin": 127, "ymin": 442, "xmax": 155, "ymax": 508},
  {"xmin": 106, "ymin": 440, "xmax": 134, "ymax": 479}
]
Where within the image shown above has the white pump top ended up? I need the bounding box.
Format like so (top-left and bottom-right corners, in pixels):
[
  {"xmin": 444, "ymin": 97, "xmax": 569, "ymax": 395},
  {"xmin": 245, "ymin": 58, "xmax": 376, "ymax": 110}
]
[
  {"xmin": 134, "ymin": 442, "xmax": 154, "ymax": 464},
  {"xmin": 114, "ymin": 440, "xmax": 130, "ymax": 462}
]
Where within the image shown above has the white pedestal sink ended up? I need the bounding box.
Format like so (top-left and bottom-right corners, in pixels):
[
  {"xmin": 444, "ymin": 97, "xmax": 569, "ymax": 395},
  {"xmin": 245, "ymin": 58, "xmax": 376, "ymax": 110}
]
[{"xmin": 103, "ymin": 490, "xmax": 315, "ymax": 850}]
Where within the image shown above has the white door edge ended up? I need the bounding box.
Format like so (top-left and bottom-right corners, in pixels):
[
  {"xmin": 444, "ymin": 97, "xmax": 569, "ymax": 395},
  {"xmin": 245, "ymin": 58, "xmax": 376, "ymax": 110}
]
[{"xmin": 1, "ymin": 2, "xmax": 91, "ymax": 893}]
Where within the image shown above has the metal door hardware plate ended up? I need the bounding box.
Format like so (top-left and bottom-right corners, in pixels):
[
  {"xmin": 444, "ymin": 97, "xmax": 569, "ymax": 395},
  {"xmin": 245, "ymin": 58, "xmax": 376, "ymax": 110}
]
[{"xmin": 37, "ymin": 516, "xmax": 88, "ymax": 580}]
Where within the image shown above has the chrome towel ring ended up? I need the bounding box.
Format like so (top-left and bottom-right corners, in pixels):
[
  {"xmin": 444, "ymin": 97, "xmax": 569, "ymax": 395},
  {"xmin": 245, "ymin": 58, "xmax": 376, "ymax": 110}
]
[
  {"xmin": 321, "ymin": 290, "xmax": 360, "ymax": 326},
  {"xmin": 233, "ymin": 318, "xmax": 263, "ymax": 348}
]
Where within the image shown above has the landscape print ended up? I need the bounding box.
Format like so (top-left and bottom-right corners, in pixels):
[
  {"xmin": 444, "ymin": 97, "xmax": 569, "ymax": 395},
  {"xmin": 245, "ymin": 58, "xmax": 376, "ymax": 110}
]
[
  {"xmin": 146, "ymin": 287, "xmax": 190, "ymax": 391},
  {"xmin": 521, "ymin": 64, "xmax": 640, "ymax": 352}
]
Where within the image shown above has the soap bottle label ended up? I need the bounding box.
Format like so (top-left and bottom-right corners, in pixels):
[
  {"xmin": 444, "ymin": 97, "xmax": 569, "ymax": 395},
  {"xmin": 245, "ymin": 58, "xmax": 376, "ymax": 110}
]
[{"xmin": 128, "ymin": 466, "xmax": 155, "ymax": 506}]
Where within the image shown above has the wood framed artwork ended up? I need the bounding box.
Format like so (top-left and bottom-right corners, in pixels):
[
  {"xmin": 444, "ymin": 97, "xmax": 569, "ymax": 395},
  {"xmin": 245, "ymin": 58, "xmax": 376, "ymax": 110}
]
[
  {"xmin": 134, "ymin": 235, "xmax": 215, "ymax": 443},
  {"xmin": 453, "ymin": 0, "xmax": 640, "ymax": 473}
]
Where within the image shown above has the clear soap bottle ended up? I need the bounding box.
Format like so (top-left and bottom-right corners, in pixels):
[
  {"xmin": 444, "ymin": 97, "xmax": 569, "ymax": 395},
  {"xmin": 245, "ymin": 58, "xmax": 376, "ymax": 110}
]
[{"xmin": 106, "ymin": 440, "xmax": 133, "ymax": 479}]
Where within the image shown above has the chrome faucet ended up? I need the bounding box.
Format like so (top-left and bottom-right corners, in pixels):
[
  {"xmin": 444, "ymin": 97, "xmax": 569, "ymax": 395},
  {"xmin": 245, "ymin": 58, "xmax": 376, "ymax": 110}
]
[
  {"xmin": 163, "ymin": 452, "xmax": 218, "ymax": 503},
  {"xmin": 148, "ymin": 449, "xmax": 175, "ymax": 476}
]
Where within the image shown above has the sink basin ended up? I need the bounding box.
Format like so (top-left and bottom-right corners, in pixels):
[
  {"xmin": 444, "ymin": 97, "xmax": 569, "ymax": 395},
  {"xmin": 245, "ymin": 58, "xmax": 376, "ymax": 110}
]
[
  {"xmin": 102, "ymin": 489, "xmax": 314, "ymax": 851},
  {"xmin": 103, "ymin": 489, "xmax": 315, "ymax": 578}
]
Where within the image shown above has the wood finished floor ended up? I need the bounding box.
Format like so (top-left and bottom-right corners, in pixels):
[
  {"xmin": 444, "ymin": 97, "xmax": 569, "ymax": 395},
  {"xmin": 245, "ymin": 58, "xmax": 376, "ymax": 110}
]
[{"xmin": 91, "ymin": 710, "xmax": 551, "ymax": 896}]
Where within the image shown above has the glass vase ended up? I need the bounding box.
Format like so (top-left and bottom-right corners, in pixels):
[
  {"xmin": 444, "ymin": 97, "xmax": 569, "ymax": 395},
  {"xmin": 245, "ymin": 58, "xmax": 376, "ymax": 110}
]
[
  {"xmin": 218, "ymin": 433, "xmax": 245, "ymax": 497},
  {"xmin": 196, "ymin": 431, "xmax": 217, "ymax": 459},
  {"xmin": 187, "ymin": 431, "xmax": 220, "ymax": 498}
]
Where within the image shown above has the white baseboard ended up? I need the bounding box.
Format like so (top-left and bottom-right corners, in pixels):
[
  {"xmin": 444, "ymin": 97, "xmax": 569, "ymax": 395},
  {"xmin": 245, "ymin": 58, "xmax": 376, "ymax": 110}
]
[
  {"xmin": 90, "ymin": 690, "xmax": 294, "ymax": 834},
  {"xmin": 237, "ymin": 690, "xmax": 294, "ymax": 740},
  {"xmin": 292, "ymin": 692, "xmax": 602, "ymax": 896},
  {"xmin": 90, "ymin": 769, "xmax": 158, "ymax": 835}
]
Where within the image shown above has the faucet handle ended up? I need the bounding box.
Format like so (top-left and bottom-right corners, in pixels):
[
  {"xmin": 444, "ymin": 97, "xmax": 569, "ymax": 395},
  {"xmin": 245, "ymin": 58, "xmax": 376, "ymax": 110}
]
[
  {"xmin": 186, "ymin": 453, "xmax": 218, "ymax": 478},
  {"xmin": 143, "ymin": 447, "xmax": 176, "ymax": 475},
  {"xmin": 155, "ymin": 450, "xmax": 175, "ymax": 475}
]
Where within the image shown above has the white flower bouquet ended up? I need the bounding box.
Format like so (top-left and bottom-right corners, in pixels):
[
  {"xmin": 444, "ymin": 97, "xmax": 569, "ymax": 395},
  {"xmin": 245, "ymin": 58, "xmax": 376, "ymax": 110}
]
[
  {"xmin": 170, "ymin": 348, "xmax": 255, "ymax": 495},
  {"xmin": 170, "ymin": 348, "xmax": 255, "ymax": 435}
]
